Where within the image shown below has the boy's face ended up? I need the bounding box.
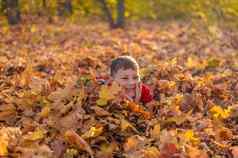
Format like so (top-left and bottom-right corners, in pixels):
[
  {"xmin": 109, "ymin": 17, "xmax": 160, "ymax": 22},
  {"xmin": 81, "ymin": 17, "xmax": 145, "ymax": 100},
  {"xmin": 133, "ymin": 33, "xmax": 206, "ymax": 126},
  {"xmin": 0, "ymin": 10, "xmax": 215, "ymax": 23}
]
[{"xmin": 112, "ymin": 68, "xmax": 140, "ymax": 90}]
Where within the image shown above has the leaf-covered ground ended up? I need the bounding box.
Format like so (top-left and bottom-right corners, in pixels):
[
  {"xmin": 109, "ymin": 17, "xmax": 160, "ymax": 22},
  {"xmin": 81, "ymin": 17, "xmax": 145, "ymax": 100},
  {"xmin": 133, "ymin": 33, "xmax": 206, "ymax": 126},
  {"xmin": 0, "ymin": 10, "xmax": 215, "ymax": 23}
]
[{"xmin": 0, "ymin": 18, "xmax": 238, "ymax": 158}]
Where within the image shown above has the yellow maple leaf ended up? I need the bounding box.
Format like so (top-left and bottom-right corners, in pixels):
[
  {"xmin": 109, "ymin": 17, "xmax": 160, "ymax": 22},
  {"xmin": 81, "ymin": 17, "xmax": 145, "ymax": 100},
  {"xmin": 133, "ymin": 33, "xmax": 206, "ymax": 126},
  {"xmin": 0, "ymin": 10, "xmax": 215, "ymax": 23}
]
[
  {"xmin": 81, "ymin": 126, "xmax": 103, "ymax": 139},
  {"xmin": 97, "ymin": 82, "xmax": 121, "ymax": 106},
  {"xmin": 206, "ymin": 57, "xmax": 221, "ymax": 68},
  {"xmin": 150, "ymin": 123, "xmax": 161, "ymax": 140},
  {"xmin": 0, "ymin": 137, "xmax": 8, "ymax": 156},
  {"xmin": 0, "ymin": 127, "xmax": 21, "ymax": 156},
  {"xmin": 210, "ymin": 105, "xmax": 231, "ymax": 119},
  {"xmin": 64, "ymin": 148, "xmax": 78, "ymax": 158},
  {"xmin": 39, "ymin": 106, "xmax": 50, "ymax": 118},
  {"xmin": 24, "ymin": 128, "xmax": 45, "ymax": 141},
  {"xmin": 30, "ymin": 25, "xmax": 37, "ymax": 33},
  {"xmin": 182, "ymin": 130, "xmax": 200, "ymax": 145},
  {"xmin": 185, "ymin": 56, "xmax": 206, "ymax": 70},
  {"xmin": 97, "ymin": 142, "xmax": 117, "ymax": 158},
  {"xmin": 120, "ymin": 118, "xmax": 139, "ymax": 133},
  {"xmin": 99, "ymin": 86, "xmax": 114, "ymax": 99},
  {"xmin": 96, "ymin": 98, "xmax": 108, "ymax": 106}
]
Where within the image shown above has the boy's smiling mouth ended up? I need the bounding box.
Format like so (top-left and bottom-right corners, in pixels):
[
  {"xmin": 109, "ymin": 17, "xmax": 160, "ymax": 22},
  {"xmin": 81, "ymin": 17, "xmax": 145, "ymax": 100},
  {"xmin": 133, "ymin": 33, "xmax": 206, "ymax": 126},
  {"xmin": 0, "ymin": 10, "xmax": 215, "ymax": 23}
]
[{"xmin": 126, "ymin": 84, "xmax": 136, "ymax": 89}]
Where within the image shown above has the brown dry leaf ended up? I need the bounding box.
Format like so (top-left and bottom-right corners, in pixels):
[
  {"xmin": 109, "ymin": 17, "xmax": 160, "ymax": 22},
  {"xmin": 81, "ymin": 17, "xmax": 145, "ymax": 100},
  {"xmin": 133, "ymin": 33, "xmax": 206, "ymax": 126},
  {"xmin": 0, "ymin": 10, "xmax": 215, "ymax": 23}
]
[
  {"xmin": 164, "ymin": 110, "xmax": 192, "ymax": 126},
  {"xmin": 47, "ymin": 84, "xmax": 74, "ymax": 102},
  {"xmin": 29, "ymin": 76, "xmax": 49, "ymax": 94},
  {"xmin": 214, "ymin": 126, "xmax": 233, "ymax": 142},
  {"xmin": 64, "ymin": 130, "xmax": 94, "ymax": 158},
  {"xmin": 50, "ymin": 139, "xmax": 66, "ymax": 158},
  {"xmin": 17, "ymin": 62, "xmax": 34, "ymax": 87},
  {"xmin": 0, "ymin": 104, "xmax": 16, "ymax": 121},
  {"xmin": 16, "ymin": 145, "xmax": 53, "ymax": 158},
  {"xmin": 56, "ymin": 110, "xmax": 84, "ymax": 131},
  {"xmin": 91, "ymin": 106, "xmax": 111, "ymax": 116}
]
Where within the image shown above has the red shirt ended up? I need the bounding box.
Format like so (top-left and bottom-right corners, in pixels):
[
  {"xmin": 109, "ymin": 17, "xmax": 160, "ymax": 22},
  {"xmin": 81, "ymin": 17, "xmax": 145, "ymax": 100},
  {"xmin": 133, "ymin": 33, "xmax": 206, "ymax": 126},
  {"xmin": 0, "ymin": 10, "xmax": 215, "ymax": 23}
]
[{"xmin": 140, "ymin": 83, "xmax": 153, "ymax": 104}]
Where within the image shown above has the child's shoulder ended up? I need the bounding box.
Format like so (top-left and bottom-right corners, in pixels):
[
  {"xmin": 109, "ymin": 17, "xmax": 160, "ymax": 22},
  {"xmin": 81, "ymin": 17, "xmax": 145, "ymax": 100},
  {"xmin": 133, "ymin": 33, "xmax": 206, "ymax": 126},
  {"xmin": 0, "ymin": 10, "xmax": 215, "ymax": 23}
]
[
  {"xmin": 141, "ymin": 83, "xmax": 151, "ymax": 90},
  {"xmin": 141, "ymin": 83, "xmax": 153, "ymax": 94}
]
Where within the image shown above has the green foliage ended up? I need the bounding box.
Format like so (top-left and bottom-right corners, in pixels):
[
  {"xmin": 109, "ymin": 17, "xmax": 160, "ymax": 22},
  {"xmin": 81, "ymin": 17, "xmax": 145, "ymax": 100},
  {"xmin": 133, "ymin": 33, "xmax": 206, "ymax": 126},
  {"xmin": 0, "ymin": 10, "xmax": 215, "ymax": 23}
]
[
  {"xmin": 126, "ymin": 0, "xmax": 157, "ymax": 20},
  {"xmin": 0, "ymin": 0, "xmax": 238, "ymax": 28}
]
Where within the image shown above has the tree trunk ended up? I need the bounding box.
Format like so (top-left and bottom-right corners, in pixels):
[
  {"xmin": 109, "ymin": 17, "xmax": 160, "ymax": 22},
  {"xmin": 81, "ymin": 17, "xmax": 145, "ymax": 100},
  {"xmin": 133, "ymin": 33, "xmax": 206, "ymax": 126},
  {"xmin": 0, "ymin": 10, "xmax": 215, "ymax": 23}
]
[
  {"xmin": 57, "ymin": 0, "xmax": 73, "ymax": 16},
  {"xmin": 98, "ymin": 0, "xmax": 125, "ymax": 29},
  {"xmin": 98, "ymin": 0, "xmax": 115, "ymax": 28},
  {"xmin": 42, "ymin": 0, "xmax": 47, "ymax": 9},
  {"xmin": 5, "ymin": 0, "xmax": 21, "ymax": 25},
  {"xmin": 115, "ymin": 0, "xmax": 125, "ymax": 28}
]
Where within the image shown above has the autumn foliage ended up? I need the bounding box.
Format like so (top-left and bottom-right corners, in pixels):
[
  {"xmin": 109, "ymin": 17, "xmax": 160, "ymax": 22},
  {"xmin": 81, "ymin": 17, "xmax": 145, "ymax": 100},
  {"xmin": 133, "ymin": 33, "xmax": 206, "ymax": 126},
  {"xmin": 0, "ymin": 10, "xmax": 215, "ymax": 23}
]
[{"xmin": 0, "ymin": 18, "xmax": 238, "ymax": 158}]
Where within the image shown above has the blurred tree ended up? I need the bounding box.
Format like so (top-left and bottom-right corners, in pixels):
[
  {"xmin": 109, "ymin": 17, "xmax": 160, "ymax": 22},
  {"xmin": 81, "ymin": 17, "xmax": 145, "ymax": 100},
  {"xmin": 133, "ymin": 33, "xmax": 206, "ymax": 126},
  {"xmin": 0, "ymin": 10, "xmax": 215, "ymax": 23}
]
[
  {"xmin": 43, "ymin": 0, "xmax": 47, "ymax": 9},
  {"xmin": 57, "ymin": 0, "xmax": 73, "ymax": 16},
  {"xmin": 0, "ymin": 0, "xmax": 6, "ymax": 14},
  {"xmin": 3, "ymin": 0, "xmax": 21, "ymax": 25},
  {"xmin": 98, "ymin": 0, "xmax": 114, "ymax": 27},
  {"xmin": 98, "ymin": 0, "xmax": 125, "ymax": 28},
  {"xmin": 116, "ymin": 0, "xmax": 125, "ymax": 27},
  {"xmin": 0, "ymin": 0, "xmax": 237, "ymax": 28}
]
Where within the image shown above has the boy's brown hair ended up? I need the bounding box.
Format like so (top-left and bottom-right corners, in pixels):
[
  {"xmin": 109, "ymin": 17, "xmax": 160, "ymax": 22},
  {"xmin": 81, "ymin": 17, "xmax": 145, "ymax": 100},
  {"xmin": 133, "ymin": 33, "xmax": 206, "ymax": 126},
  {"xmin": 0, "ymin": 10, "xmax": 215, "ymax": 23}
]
[{"xmin": 110, "ymin": 56, "xmax": 139, "ymax": 77}]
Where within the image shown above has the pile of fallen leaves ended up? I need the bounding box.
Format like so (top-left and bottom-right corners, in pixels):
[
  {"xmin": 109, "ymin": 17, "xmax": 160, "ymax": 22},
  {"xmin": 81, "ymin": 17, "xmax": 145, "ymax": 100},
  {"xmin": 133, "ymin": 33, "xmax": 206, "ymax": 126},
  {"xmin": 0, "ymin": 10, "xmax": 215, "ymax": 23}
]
[{"xmin": 0, "ymin": 17, "xmax": 238, "ymax": 158}]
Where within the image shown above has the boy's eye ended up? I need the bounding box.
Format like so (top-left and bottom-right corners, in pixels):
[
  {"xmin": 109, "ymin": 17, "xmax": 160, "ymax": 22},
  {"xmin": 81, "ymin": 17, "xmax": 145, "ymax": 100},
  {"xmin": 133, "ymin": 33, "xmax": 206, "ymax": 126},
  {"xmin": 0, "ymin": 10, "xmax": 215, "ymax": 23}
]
[
  {"xmin": 133, "ymin": 76, "xmax": 139, "ymax": 80},
  {"xmin": 122, "ymin": 77, "xmax": 128, "ymax": 80}
]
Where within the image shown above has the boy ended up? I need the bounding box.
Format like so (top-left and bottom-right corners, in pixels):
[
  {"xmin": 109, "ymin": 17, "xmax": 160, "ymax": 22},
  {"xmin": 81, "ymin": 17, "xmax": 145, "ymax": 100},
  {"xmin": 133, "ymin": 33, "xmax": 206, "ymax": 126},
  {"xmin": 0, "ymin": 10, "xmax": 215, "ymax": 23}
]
[{"xmin": 110, "ymin": 56, "xmax": 153, "ymax": 105}]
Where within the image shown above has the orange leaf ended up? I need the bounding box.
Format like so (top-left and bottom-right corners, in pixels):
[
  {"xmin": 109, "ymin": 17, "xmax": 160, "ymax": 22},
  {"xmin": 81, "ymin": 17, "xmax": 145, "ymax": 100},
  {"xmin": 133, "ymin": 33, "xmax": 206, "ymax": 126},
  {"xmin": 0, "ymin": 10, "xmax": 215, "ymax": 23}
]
[
  {"xmin": 187, "ymin": 146, "xmax": 209, "ymax": 158},
  {"xmin": 64, "ymin": 130, "xmax": 94, "ymax": 158},
  {"xmin": 125, "ymin": 100, "xmax": 152, "ymax": 119},
  {"xmin": 123, "ymin": 135, "xmax": 146, "ymax": 152}
]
